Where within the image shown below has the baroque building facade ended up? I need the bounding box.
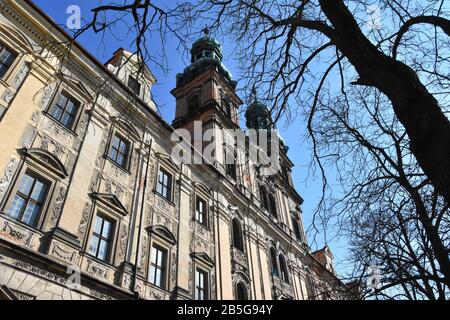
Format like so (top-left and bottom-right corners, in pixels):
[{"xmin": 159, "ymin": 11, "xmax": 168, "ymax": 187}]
[{"xmin": 0, "ymin": 0, "xmax": 349, "ymax": 300}]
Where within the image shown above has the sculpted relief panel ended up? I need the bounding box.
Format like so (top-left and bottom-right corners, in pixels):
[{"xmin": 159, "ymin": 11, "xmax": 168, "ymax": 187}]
[
  {"xmin": 0, "ymin": 158, "xmax": 19, "ymax": 201},
  {"xmin": 0, "ymin": 217, "xmax": 37, "ymax": 249}
]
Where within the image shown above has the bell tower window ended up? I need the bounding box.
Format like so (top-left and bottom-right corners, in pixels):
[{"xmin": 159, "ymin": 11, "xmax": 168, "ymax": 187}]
[{"xmin": 188, "ymin": 94, "xmax": 200, "ymax": 114}]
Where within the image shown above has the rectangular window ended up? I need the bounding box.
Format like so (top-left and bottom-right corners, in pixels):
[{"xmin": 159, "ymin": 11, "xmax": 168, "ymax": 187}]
[
  {"xmin": 292, "ymin": 215, "xmax": 302, "ymax": 241},
  {"xmin": 195, "ymin": 197, "xmax": 207, "ymax": 226},
  {"xmin": 108, "ymin": 134, "xmax": 130, "ymax": 168},
  {"xmin": 48, "ymin": 91, "xmax": 80, "ymax": 129},
  {"xmin": 156, "ymin": 169, "xmax": 172, "ymax": 201},
  {"xmin": 226, "ymin": 163, "xmax": 237, "ymax": 180},
  {"xmin": 195, "ymin": 269, "xmax": 208, "ymax": 300},
  {"xmin": 259, "ymin": 185, "xmax": 268, "ymax": 210},
  {"xmin": 222, "ymin": 99, "xmax": 232, "ymax": 119},
  {"xmin": 0, "ymin": 44, "xmax": 17, "ymax": 79},
  {"xmin": 149, "ymin": 244, "xmax": 168, "ymax": 289},
  {"xmin": 7, "ymin": 172, "xmax": 49, "ymax": 227},
  {"xmin": 128, "ymin": 76, "xmax": 141, "ymax": 96},
  {"xmin": 88, "ymin": 215, "xmax": 114, "ymax": 262}
]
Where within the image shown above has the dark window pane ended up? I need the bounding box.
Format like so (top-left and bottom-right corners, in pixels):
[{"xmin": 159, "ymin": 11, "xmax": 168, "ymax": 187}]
[
  {"xmin": 149, "ymin": 245, "xmax": 167, "ymax": 289},
  {"xmin": 49, "ymin": 91, "xmax": 80, "ymax": 129},
  {"xmin": 270, "ymin": 248, "xmax": 279, "ymax": 276},
  {"xmin": 7, "ymin": 172, "xmax": 49, "ymax": 227},
  {"xmin": 156, "ymin": 169, "xmax": 172, "ymax": 201},
  {"xmin": 232, "ymin": 219, "xmax": 243, "ymax": 251},
  {"xmin": 89, "ymin": 215, "xmax": 114, "ymax": 262},
  {"xmin": 128, "ymin": 76, "xmax": 141, "ymax": 95},
  {"xmin": 0, "ymin": 45, "xmax": 17, "ymax": 78},
  {"xmin": 196, "ymin": 197, "xmax": 207, "ymax": 225},
  {"xmin": 195, "ymin": 269, "xmax": 208, "ymax": 300},
  {"xmin": 108, "ymin": 134, "xmax": 130, "ymax": 168}
]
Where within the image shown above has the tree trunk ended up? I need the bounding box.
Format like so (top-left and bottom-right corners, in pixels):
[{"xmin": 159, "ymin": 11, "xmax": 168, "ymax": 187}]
[
  {"xmin": 319, "ymin": 0, "xmax": 450, "ymax": 206},
  {"xmin": 319, "ymin": 0, "xmax": 450, "ymax": 286}
]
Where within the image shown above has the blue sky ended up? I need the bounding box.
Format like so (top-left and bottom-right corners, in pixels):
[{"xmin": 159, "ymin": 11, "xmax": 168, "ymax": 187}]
[{"xmin": 32, "ymin": 0, "xmax": 349, "ymax": 275}]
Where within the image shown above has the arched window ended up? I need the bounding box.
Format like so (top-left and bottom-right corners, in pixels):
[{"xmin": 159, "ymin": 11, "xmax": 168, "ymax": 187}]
[
  {"xmin": 279, "ymin": 254, "xmax": 289, "ymax": 283},
  {"xmin": 232, "ymin": 218, "xmax": 244, "ymax": 252},
  {"xmin": 270, "ymin": 247, "xmax": 279, "ymax": 277},
  {"xmin": 236, "ymin": 282, "xmax": 248, "ymax": 300}
]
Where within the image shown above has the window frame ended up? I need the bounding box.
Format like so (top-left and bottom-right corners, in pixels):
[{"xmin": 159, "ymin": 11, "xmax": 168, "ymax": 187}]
[
  {"xmin": 291, "ymin": 214, "xmax": 302, "ymax": 241},
  {"xmin": 231, "ymin": 218, "xmax": 244, "ymax": 252},
  {"xmin": 268, "ymin": 193, "xmax": 278, "ymax": 220},
  {"xmin": 187, "ymin": 94, "xmax": 200, "ymax": 114},
  {"xmin": 1, "ymin": 160, "xmax": 59, "ymax": 231},
  {"xmin": 222, "ymin": 98, "xmax": 232, "ymax": 120},
  {"xmin": 47, "ymin": 90, "xmax": 81, "ymax": 130},
  {"xmin": 236, "ymin": 282, "xmax": 249, "ymax": 300},
  {"xmin": 87, "ymin": 211, "xmax": 117, "ymax": 263},
  {"xmin": 5, "ymin": 170, "xmax": 50, "ymax": 228},
  {"xmin": 107, "ymin": 132, "xmax": 131, "ymax": 170},
  {"xmin": 148, "ymin": 242, "xmax": 169, "ymax": 290},
  {"xmin": 279, "ymin": 254, "xmax": 290, "ymax": 284},
  {"xmin": 194, "ymin": 267, "xmax": 209, "ymax": 300},
  {"xmin": 194, "ymin": 195, "xmax": 208, "ymax": 227},
  {"xmin": 155, "ymin": 167, "xmax": 173, "ymax": 202},
  {"xmin": 270, "ymin": 247, "xmax": 279, "ymax": 277},
  {"xmin": 0, "ymin": 43, "xmax": 18, "ymax": 80},
  {"xmin": 87, "ymin": 212, "xmax": 116, "ymax": 263},
  {"xmin": 127, "ymin": 75, "xmax": 142, "ymax": 96},
  {"xmin": 259, "ymin": 185, "xmax": 269, "ymax": 210}
]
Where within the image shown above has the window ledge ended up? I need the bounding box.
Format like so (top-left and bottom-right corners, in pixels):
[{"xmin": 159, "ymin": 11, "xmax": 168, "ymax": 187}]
[
  {"xmin": 0, "ymin": 212, "xmax": 45, "ymax": 236},
  {"xmin": 192, "ymin": 217, "xmax": 211, "ymax": 231},
  {"xmin": 104, "ymin": 156, "xmax": 132, "ymax": 176},
  {"xmin": 42, "ymin": 111, "xmax": 78, "ymax": 137},
  {"xmin": 146, "ymin": 282, "xmax": 171, "ymax": 295},
  {"xmin": 153, "ymin": 190, "xmax": 175, "ymax": 207},
  {"xmin": 82, "ymin": 252, "xmax": 116, "ymax": 270}
]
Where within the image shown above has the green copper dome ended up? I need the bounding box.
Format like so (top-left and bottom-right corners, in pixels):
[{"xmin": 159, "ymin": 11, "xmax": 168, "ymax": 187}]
[
  {"xmin": 176, "ymin": 28, "xmax": 236, "ymax": 88},
  {"xmin": 245, "ymin": 95, "xmax": 273, "ymax": 131}
]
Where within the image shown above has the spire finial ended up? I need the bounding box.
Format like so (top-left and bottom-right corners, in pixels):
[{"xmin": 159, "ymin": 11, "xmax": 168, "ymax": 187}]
[{"xmin": 202, "ymin": 25, "xmax": 210, "ymax": 37}]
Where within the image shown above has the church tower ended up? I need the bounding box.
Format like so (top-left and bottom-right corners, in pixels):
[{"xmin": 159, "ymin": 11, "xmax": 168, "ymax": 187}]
[
  {"xmin": 171, "ymin": 29, "xmax": 242, "ymax": 131},
  {"xmin": 171, "ymin": 29, "xmax": 243, "ymax": 176}
]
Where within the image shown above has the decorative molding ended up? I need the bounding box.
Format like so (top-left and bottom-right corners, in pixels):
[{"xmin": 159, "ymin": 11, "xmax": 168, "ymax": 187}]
[
  {"xmin": 19, "ymin": 147, "xmax": 68, "ymax": 178},
  {"xmin": 13, "ymin": 260, "xmax": 67, "ymax": 285},
  {"xmin": 39, "ymin": 83, "xmax": 57, "ymax": 110},
  {"xmin": 0, "ymin": 219, "xmax": 35, "ymax": 248},
  {"xmin": 2, "ymin": 62, "xmax": 30, "ymax": 105},
  {"xmin": 147, "ymin": 225, "xmax": 177, "ymax": 245},
  {"xmin": 118, "ymin": 223, "xmax": 129, "ymax": 259},
  {"xmin": 49, "ymin": 241, "xmax": 78, "ymax": 264},
  {"xmin": 86, "ymin": 258, "xmax": 109, "ymax": 281},
  {"xmin": 190, "ymin": 252, "xmax": 214, "ymax": 268},
  {"xmin": 89, "ymin": 192, "xmax": 128, "ymax": 216},
  {"xmin": 0, "ymin": 158, "xmax": 19, "ymax": 200},
  {"xmin": 50, "ymin": 187, "xmax": 66, "ymax": 224},
  {"xmin": 77, "ymin": 202, "xmax": 92, "ymax": 238}
]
